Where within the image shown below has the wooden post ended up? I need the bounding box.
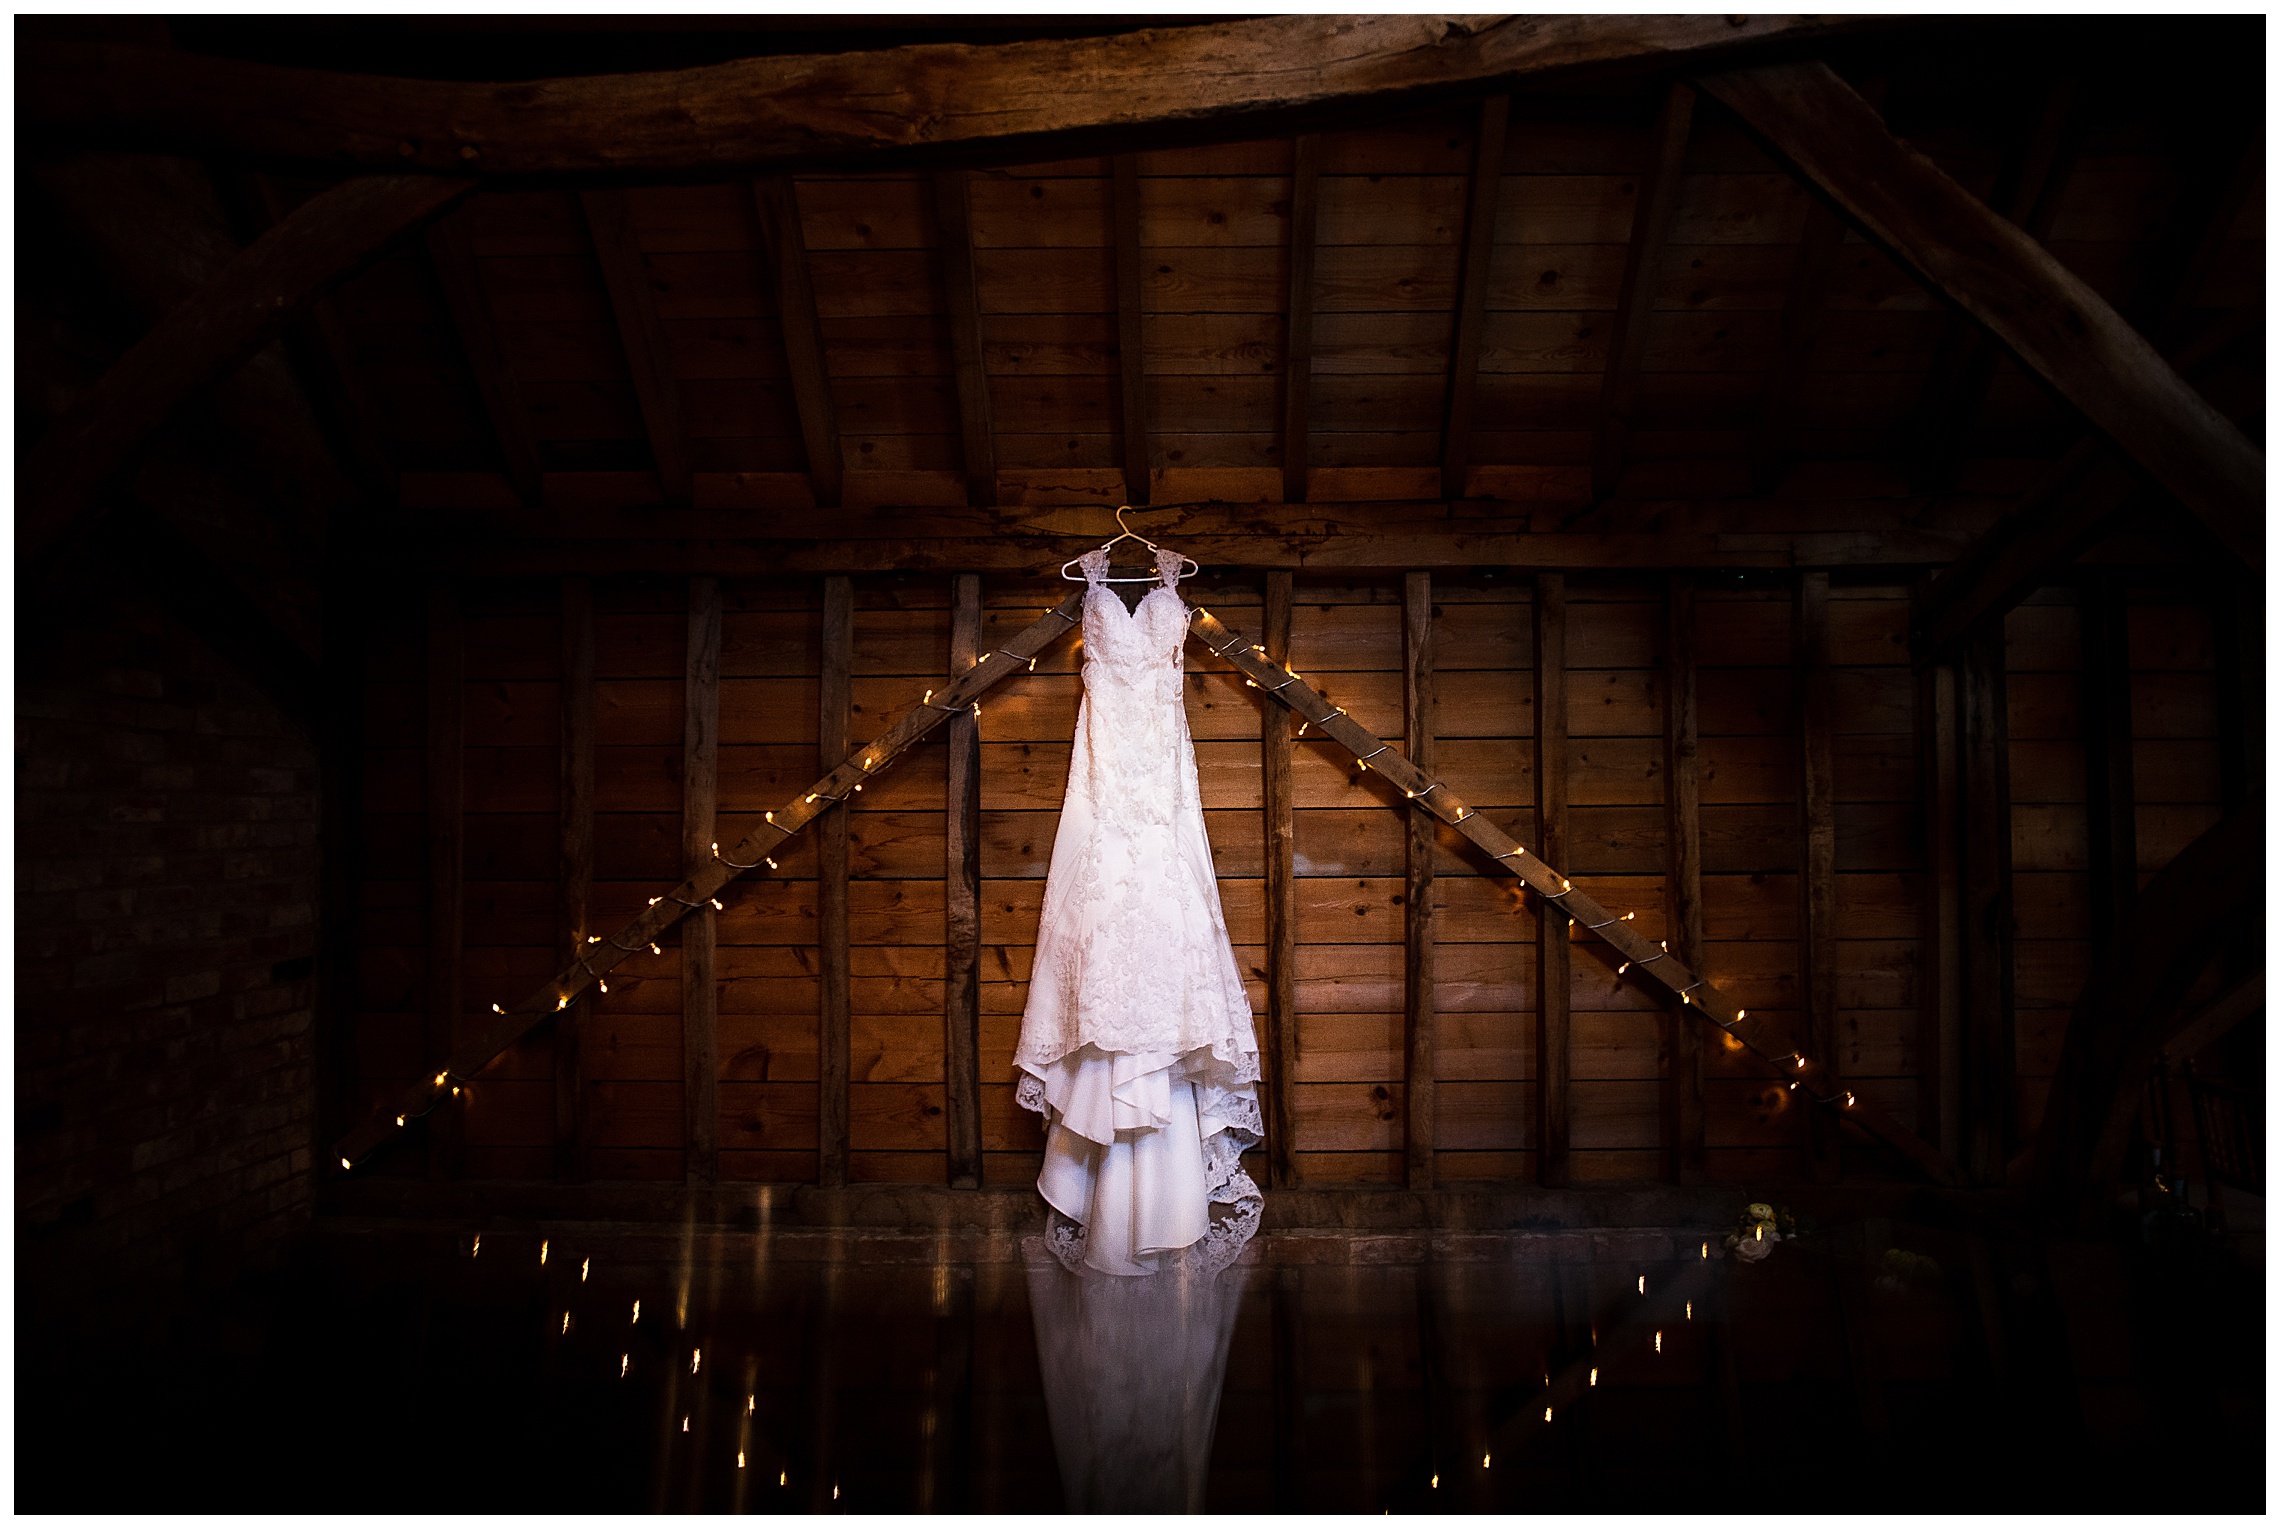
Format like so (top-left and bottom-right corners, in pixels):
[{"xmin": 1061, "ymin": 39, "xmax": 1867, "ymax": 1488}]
[
  {"xmin": 1534, "ymin": 573, "xmax": 1570, "ymax": 1186},
  {"xmin": 556, "ymin": 576, "xmax": 595, "ymax": 1180},
  {"xmin": 1111, "ymin": 152, "xmax": 1150, "ymax": 506},
  {"xmin": 2079, "ymin": 578, "xmax": 2138, "ymax": 949},
  {"xmin": 683, "ymin": 575, "xmax": 722, "ymax": 1184},
  {"xmin": 1280, "ymin": 137, "xmax": 1320, "ymax": 506},
  {"xmin": 753, "ymin": 176, "xmax": 844, "ymax": 510},
  {"xmin": 818, "ymin": 575, "xmax": 853, "ymax": 1187},
  {"xmin": 424, "ymin": 579, "xmax": 465, "ymax": 1178},
  {"xmin": 1796, "ymin": 571, "xmax": 1841, "ymax": 1180},
  {"xmin": 944, "ymin": 574, "xmax": 984, "ymax": 1188},
  {"xmin": 1402, "ymin": 571, "xmax": 1437, "ymax": 1190},
  {"xmin": 1261, "ymin": 570, "xmax": 1300, "ymax": 1188},
  {"xmin": 1915, "ymin": 608, "xmax": 1964, "ymax": 1163},
  {"xmin": 932, "ymin": 171, "xmax": 998, "ymax": 509},
  {"xmin": 424, "ymin": 207, "xmax": 542, "ymax": 507},
  {"xmin": 1664, "ymin": 575, "xmax": 1706, "ymax": 1183},
  {"xmin": 1440, "ymin": 95, "xmax": 1507, "ymax": 502},
  {"xmin": 1592, "ymin": 82, "xmax": 1695, "ymax": 502},
  {"xmin": 1959, "ymin": 626, "xmax": 2013, "ymax": 1182}
]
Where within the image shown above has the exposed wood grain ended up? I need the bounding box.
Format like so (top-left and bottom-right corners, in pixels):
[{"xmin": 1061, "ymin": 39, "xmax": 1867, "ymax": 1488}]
[
  {"xmin": 1402, "ymin": 571, "xmax": 1437, "ymax": 1189},
  {"xmin": 27, "ymin": 18, "xmax": 1884, "ymax": 175},
  {"xmin": 425, "ymin": 579, "xmax": 466, "ymax": 1179},
  {"xmin": 1697, "ymin": 60, "xmax": 2263, "ymax": 569},
  {"xmin": 1959, "ymin": 627, "xmax": 2012, "ymax": 1182},
  {"xmin": 1112, "ymin": 153, "xmax": 1150, "ymax": 506},
  {"xmin": 425, "ymin": 202, "xmax": 543, "ymax": 506},
  {"xmin": 1795, "ymin": 570, "xmax": 1839, "ymax": 1182},
  {"xmin": 580, "ymin": 187, "xmax": 693, "ymax": 503},
  {"xmin": 1664, "ymin": 575, "xmax": 1705, "ymax": 1183},
  {"xmin": 753, "ymin": 176, "xmax": 845, "ymax": 509},
  {"xmin": 1591, "ymin": 83, "xmax": 1694, "ymax": 503},
  {"xmin": 23, "ymin": 174, "xmax": 467, "ymax": 560},
  {"xmin": 1261, "ymin": 571, "xmax": 1300, "ymax": 1188},
  {"xmin": 2078, "ymin": 579, "xmax": 2136, "ymax": 949},
  {"xmin": 1535, "ymin": 572, "xmax": 1571, "ymax": 1185},
  {"xmin": 556, "ymin": 576, "xmax": 595, "ymax": 1180},
  {"xmin": 1440, "ymin": 96, "xmax": 1507, "ymax": 502},
  {"xmin": 931, "ymin": 172, "xmax": 998, "ymax": 508},
  {"xmin": 944, "ymin": 574, "xmax": 984, "ymax": 1187},
  {"xmin": 818, "ymin": 575, "xmax": 855, "ymax": 1186},
  {"xmin": 1281, "ymin": 135, "xmax": 1322, "ymax": 506},
  {"xmin": 683, "ymin": 575, "xmax": 723, "ymax": 1183}
]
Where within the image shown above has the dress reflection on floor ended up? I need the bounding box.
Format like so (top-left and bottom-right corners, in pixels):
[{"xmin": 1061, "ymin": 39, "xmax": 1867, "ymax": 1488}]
[{"xmin": 1023, "ymin": 1234, "xmax": 1252, "ymax": 1512}]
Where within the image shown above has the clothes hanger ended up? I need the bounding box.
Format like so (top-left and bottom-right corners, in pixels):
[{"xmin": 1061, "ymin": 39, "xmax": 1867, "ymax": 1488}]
[{"xmin": 1058, "ymin": 505, "xmax": 1204, "ymax": 584}]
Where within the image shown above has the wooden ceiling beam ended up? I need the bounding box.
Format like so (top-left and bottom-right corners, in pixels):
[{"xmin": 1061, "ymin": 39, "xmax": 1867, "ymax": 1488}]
[
  {"xmin": 25, "ymin": 17, "xmax": 1890, "ymax": 177},
  {"xmin": 1696, "ymin": 60, "xmax": 2263, "ymax": 571},
  {"xmin": 21, "ymin": 173, "xmax": 468, "ymax": 566},
  {"xmin": 1280, "ymin": 134, "xmax": 1321, "ymax": 507},
  {"xmin": 930, "ymin": 169, "xmax": 998, "ymax": 509},
  {"xmin": 580, "ymin": 188, "xmax": 693, "ymax": 504},
  {"xmin": 1440, "ymin": 95, "xmax": 1508, "ymax": 503},
  {"xmin": 423, "ymin": 203, "xmax": 544, "ymax": 507},
  {"xmin": 751, "ymin": 176, "xmax": 845, "ymax": 510},
  {"xmin": 1591, "ymin": 82, "xmax": 1695, "ymax": 504},
  {"xmin": 1111, "ymin": 153, "xmax": 1150, "ymax": 507}
]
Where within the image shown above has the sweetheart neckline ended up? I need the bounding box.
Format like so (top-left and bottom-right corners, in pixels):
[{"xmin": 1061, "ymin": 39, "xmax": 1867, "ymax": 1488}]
[{"xmin": 1084, "ymin": 581, "xmax": 1184, "ymax": 627}]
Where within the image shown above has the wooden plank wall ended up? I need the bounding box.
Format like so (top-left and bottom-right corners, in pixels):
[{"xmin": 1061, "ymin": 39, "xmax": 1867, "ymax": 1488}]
[{"xmin": 347, "ymin": 569, "xmax": 2232, "ymax": 1187}]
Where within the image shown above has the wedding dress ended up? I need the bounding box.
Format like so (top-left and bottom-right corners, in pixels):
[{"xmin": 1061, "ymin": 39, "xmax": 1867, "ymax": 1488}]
[{"xmin": 1013, "ymin": 545, "xmax": 1264, "ymax": 1276}]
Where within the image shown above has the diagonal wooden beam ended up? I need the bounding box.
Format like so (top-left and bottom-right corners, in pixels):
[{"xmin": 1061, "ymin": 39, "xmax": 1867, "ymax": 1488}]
[
  {"xmin": 1112, "ymin": 152, "xmax": 1151, "ymax": 506},
  {"xmin": 752, "ymin": 176, "xmax": 844, "ymax": 509},
  {"xmin": 1592, "ymin": 82, "xmax": 1695, "ymax": 503},
  {"xmin": 425, "ymin": 202, "xmax": 544, "ymax": 507},
  {"xmin": 931, "ymin": 170, "xmax": 998, "ymax": 509},
  {"xmin": 23, "ymin": 173, "xmax": 469, "ymax": 563},
  {"xmin": 1280, "ymin": 134, "xmax": 1322, "ymax": 507},
  {"xmin": 26, "ymin": 18, "xmax": 1895, "ymax": 177},
  {"xmin": 581, "ymin": 188, "xmax": 694, "ymax": 504},
  {"xmin": 333, "ymin": 590, "xmax": 1085, "ymax": 1173},
  {"xmin": 1440, "ymin": 95, "xmax": 1507, "ymax": 502},
  {"xmin": 1184, "ymin": 604, "xmax": 1965, "ymax": 1186},
  {"xmin": 1696, "ymin": 60, "xmax": 2263, "ymax": 570}
]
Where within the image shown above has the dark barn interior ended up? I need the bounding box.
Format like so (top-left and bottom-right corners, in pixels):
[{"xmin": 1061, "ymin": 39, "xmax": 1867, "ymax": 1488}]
[{"xmin": 15, "ymin": 14, "xmax": 2266, "ymax": 1513}]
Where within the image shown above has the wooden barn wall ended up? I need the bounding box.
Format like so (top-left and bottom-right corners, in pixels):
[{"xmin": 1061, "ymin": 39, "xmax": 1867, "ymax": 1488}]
[{"xmin": 341, "ymin": 565, "xmax": 2268, "ymax": 1188}]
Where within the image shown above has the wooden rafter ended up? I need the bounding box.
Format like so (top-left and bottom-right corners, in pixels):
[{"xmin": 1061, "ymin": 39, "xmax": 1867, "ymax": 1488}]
[
  {"xmin": 753, "ymin": 176, "xmax": 844, "ymax": 509},
  {"xmin": 931, "ymin": 171, "xmax": 998, "ymax": 508},
  {"xmin": 1440, "ymin": 95, "xmax": 1507, "ymax": 502},
  {"xmin": 1280, "ymin": 134, "xmax": 1321, "ymax": 507},
  {"xmin": 581, "ymin": 188, "xmax": 694, "ymax": 504},
  {"xmin": 23, "ymin": 173, "xmax": 469, "ymax": 563},
  {"xmin": 26, "ymin": 17, "xmax": 1890, "ymax": 177},
  {"xmin": 1696, "ymin": 60, "xmax": 2263, "ymax": 570},
  {"xmin": 1591, "ymin": 82, "xmax": 1695, "ymax": 503},
  {"xmin": 424, "ymin": 203, "xmax": 543, "ymax": 507},
  {"xmin": 1112, "ymin": 153, "xmax": 1150, "ymax": 506}
]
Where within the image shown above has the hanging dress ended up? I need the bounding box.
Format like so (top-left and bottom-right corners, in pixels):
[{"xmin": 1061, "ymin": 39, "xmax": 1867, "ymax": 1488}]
[{"xmin": 1013, "ymin": 546, "xmax": 1264, "ymax": 1276}]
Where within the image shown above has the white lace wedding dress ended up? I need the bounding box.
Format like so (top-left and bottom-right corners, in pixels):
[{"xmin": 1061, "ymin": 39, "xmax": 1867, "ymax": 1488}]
[{"xmin": 1013, "ymin": 546, "xmax": 1264, "ymax": 1276}]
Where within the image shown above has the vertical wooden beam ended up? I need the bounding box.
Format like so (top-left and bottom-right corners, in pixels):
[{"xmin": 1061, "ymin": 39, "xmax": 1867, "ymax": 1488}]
[
  {"xmin": 944, "ymin": 574, "xmax": 984, "ymax": 1188},
  {"xmin": 1534, "ymin": 573, "xmax": 1570, "ymax": 1186},
  {"xmin": 556, "ymin": 576, "xmax": 595, "ymax": 1181},
  {"xmin": 1260, "ymin": 570, "xmax": 1301, "ymax": 1189},
  {"xmin": 1440, "ymin": 95, "xmax": 1508, "ymax": 502},
  {"xmin": 752, "ymin": 176, "xmax": 844, "ymax": 509},
  {"xmin": 424, "ymin": 579, "xmax": 465, "ymax": 1178},
  {"xmin": 2079, "ymin": 579, "xmax": 2138, "ymax": 949},
  {"xmin": 1281, "ymin": 136, "xmax": 1321, "ymax": 507},
  {"xmin": 1663, "ymin": 574, "xmax": 1707, "ymax": 1183},
  {"xmin": 580, "ymin": 188, "xmax": 694, "ymax": 504},
  {"xmin": 1915, "ymin": 620, "xmax": 1965, "ymax": 1163},
  {"xmin": 931, "ymin": 171, "xmax": 998, "ymax": 509},
  {"xmin": 1795, "ymin": 570, "xmax": 1841, "ymax": 1181},
  {"xmin": 817, "ymin": 575, "xmax": 854, "ymax": 1187},
  {"xmin": 1111, "ymin": 152, "xmax": 1150, "ymax": 505},
  {"xmin": 424, "ymin": 205, "xmax": 543, "ymax": 507},
  {"xmin": 1959, "ymin": 626, "xmax": 2014, "ymax": 1182},
  {"xmin": 683, "ymin": 575, "xmax": 722, "ymax": 1184},
  {"xmin": 1591, "ymin": 82, "xmax": 1695, "ymax": 503},
  {"xmin": 1749, "ymin": 197, "xmax": 1845, "ymax": 493},
  {"xmin": 1402, "ymin": 571, "xmax": 1437, "ymax": 1190}
]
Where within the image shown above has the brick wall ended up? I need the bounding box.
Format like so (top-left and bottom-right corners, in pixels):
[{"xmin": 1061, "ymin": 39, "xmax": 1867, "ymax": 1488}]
[{"xmin": 17, "ymin": 584, "xmax": 322, "ymax": 1333}]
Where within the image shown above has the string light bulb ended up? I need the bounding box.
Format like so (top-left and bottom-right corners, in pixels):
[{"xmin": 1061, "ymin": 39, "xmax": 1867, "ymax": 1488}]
[
  {"xmin": 649, "ymin": 896, "xmax": 661, "ymax": 905},
  {"xmin": 340, "ymin": 1156, "xmax": 352, "ymax": 1170},
  {"xmin": 765, "ymin": 810, "xmax": 774, "ymax": 823},
  {"xmin": 632, "ymin": 1300, "xmax": 641, "ymax": 1323},
  {"xmin": 650, "ymin": 942, "xmax": 662, "ymax": 954},
  {"xmin": 1685, "ymin": 1301, "xmax": 1693, "ymax": 1320},
  {"xmin": 562, "ymin": 1312, "xmax": 571, "ymax": 1334},
  {"xmin": 1655, "ymin": 1331, "xmax": 1663, "ymax": 1353},
  {"xmin": 435, "ymin": 1072, "xmax": 448, "ymax": 1086},
  {"xmin": 620, "ymin": 1355, "xmax": 630, "ymax": 1377},
  {"xmin": 1589, "ymin": 1367, "xmax": 1597, "ymax": 1387},
  {"xmin": 1637, "ymin": 1275, "xmax": 1646, "ymax": 1294},
  {"xmin": 557, "ymin": 996, "xmax": 568, "ymax": 1010},
  {"xmin": 1545, "ymin": 1407, "xmax": 1553, "ymax": 1422},
  {"xmin": 539, "ymin": 1240, "xmax": 548, "ymax": 1265},
  {"xmin": 738, "ymin": 1452, "xmax": 746, "ymax": 1469},
  {"xmin": 598, "ymin": 978, "xmax": 608, "ymax": 993},
  {"xmin": 396, "ymin": 1115, "xmax": 405, "ymax": 1127},
  {"xmin": 710, "ymin": 898, "xmax": 724, "ymax": 910},
  {"xmin": 692, "ymin": 1348, "xmax": 703, "ymax": 1374},
  {"xmin": 581, "ymin": 1258, "xmax": 590, "ymax": 1281},
  {"xmin": 493, "ymin": 1003, "xmax": 505, "ymax": 1014}
]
